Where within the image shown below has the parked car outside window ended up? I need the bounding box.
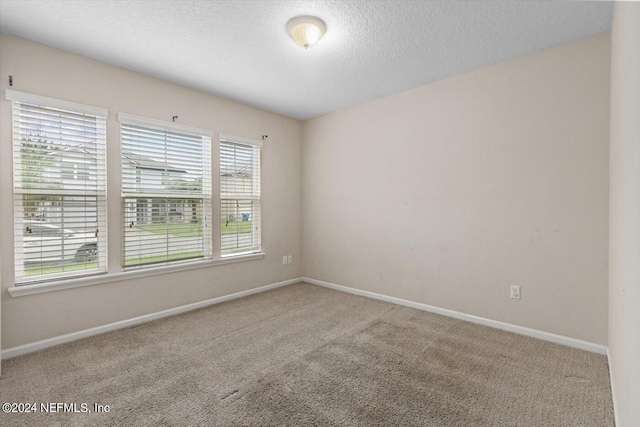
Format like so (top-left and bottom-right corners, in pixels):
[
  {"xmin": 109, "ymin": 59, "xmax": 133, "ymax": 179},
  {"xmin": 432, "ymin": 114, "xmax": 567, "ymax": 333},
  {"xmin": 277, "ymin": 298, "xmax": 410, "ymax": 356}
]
[{"xmin": 23, "ymin": 222, "xmax": 98, "ymax": 264}]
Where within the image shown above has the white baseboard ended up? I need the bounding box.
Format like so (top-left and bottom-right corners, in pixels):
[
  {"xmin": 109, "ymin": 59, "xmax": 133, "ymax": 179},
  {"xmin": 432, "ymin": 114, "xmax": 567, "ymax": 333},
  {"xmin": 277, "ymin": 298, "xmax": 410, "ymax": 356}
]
[
  {"xmin": 3, "ymin": 276, "xmax": 607, "ymax": 360},
  {"xmin": 1, "ymin": 277, "xmax": 303, "ymax": 360},
  {"xmin": 303, "ymin": 277, "xmax": 607, "ymax": 355},
  {"xmin": 606, "ymin": 348, "xmax": 620, "ymax": 426}
]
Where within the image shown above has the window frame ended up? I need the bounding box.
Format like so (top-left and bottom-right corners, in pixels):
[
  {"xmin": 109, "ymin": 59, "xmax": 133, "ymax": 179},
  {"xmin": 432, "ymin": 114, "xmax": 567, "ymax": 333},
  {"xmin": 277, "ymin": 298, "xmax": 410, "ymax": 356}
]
[
  {"xmin": 219, "ymin": 133, "xmax": 263, "ymax": 257},
  {"xmin": 4, "ymin": 94, "xmax": 268, "ymax": 296},
  {"xmin": 6, "ymin": 89, "xmax": 108, "ymax": 285},
  {"xmin": 118, "ymin": 113, "xmax": 213, "ymax": 270}
]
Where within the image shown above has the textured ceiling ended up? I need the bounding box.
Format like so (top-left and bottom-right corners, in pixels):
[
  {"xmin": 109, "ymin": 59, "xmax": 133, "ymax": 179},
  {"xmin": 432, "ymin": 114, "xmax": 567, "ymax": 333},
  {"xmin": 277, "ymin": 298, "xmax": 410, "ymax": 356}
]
[{"xmin": 0, "ymin": 1, "xmax": 613, "ymax": 120}]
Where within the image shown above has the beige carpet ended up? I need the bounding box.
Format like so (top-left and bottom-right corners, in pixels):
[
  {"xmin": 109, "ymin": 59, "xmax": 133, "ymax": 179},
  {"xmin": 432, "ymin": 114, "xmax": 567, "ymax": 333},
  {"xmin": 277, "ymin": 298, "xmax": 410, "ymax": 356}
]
[{"xmin": 0, "ymin": 283, "xmax": 613, "ymax": 426}]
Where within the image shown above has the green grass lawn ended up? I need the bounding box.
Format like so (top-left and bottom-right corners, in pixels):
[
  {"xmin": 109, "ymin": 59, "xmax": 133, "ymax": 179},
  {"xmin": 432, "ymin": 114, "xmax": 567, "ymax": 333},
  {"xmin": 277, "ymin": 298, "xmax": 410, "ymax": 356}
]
[
  {"xmin": 25, "ymin": 250, "xmax": 206, "ymax": 275},
  {"xmin": 25, "ymin": 220, "xmax": 254, "ymax": 276},
  {"xmin": 138, "ymin": 221, "xmax": 253, "ymax": 237},
  {"xmin": 138, "ymin": 222, "xmax": 203, "ymax": 237},
  {"xmin": 124, "ymin": 250, "xmax": 204, "ymax": 267},
  {"xmin": 221, "ymin": 220, "xmax": 253, "ymax": 235},
  {"xmin": 25, "ymin": 261, "xmax": 98, "ymax": 276}
]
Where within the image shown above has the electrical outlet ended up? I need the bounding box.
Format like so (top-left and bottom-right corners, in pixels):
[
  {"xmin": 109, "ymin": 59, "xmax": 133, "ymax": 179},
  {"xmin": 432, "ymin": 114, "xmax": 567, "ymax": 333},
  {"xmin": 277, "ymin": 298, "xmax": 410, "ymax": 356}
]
[
  {"xmin": 287, "ymin": 255, "xmax": 293, "ymax": 264},
  {"xmin": 510, "ymin": 285, "xmax": 521, "ymax": 300},
  {"xmin": 283, "ymin": 256, "xmax": 287, "ymax": 265}
]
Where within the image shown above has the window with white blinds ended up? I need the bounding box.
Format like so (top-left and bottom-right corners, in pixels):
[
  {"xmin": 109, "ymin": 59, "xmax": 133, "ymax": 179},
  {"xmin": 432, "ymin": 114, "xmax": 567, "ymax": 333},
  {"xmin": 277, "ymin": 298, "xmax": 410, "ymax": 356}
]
[
  {"xmin": 219, "ymin": 134, "xmax": 262, "ymax": 256},
  {"xmin": 120, "ymin": 114, "xmax": 212, "ymax": 268},
  {"xmin": 7, "ymin": 90, "xmax": 108, "ymax": 284}
]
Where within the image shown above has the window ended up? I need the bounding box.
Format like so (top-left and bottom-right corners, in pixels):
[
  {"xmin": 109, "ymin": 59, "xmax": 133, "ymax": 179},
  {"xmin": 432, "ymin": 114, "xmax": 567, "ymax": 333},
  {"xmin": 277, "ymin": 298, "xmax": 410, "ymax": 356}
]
[
  {"xmin": 219, "ymin": 134, "xmax": 262, "ymax": 256},
  {"xmin": 120, "ymin": 113, "xmax": 212, "ymax": 268},
  {"xmin": 61, "ymin": 162, "xmax": 89, "ymax": 181},
  {"xmin": 7, "ymin": 90, "xmax": 108, "ymax": 284}
]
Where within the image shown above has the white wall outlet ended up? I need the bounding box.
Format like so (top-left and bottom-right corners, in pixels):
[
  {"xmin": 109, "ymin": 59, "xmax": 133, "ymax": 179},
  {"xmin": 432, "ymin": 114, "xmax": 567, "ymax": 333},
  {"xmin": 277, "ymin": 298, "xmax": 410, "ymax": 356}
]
[
  {"xmin": 283, "ymin": 255, "xmax": 287, "ymax": 265},
  {"xmin": 287, "ymin": 255, "xmax": 293, "ymax": 264},
  {"xmin": 510, "ymin": 285, "xmax": 521, "ymax": 300}
]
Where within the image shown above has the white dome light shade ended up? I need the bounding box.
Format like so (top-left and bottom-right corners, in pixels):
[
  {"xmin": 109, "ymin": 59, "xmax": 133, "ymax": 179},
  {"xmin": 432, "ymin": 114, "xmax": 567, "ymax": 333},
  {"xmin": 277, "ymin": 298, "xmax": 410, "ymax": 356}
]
[{"xmin": 287, "ymin": 16, "xmax": 326, "ymax": 49}]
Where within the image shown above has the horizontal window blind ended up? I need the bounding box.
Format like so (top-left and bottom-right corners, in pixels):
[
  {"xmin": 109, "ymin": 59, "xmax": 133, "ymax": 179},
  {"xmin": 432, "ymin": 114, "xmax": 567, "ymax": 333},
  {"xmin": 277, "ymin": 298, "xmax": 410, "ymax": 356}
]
[
  {"xmin": 220, "ymin": 135, "xmax": 261, "ymax": 256},
  {"xmin": 120, "ymin": 117, "xmax": 212, "ymax": 268},
  {"xmin": 7, "ymin": 90, "xmax": 108, "ymax": 284}
]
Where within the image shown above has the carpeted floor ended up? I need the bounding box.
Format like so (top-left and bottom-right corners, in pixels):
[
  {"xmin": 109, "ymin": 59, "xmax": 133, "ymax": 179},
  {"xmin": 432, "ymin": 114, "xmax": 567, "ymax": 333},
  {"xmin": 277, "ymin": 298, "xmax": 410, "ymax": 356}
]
[{"xmin": 0, "ymin": 283, "xmax": 613, "ymax": 426}]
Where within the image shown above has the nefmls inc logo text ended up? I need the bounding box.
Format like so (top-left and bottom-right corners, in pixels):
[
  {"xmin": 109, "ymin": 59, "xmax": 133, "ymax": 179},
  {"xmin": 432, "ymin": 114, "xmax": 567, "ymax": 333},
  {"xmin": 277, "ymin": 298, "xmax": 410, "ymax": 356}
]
[{"xmin": 41, "ymin": 402, "xmax": 89, "ymax": 413}]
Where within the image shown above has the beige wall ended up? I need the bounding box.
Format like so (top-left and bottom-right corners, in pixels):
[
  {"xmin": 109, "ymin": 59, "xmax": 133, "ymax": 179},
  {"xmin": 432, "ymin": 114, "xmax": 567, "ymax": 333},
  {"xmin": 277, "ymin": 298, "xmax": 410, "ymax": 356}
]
[
  {"xmin": 303, "ymin": 33, "xmax": 611, "ymax": 345},
  {"xmin": 0, "ymin": 34, "xmax": 303, "ymax": 349},
  {"xmin": 609, "ymin": 3, "xmax": 640, "ymax": 426},
  {"xmin": 0, "ymin": 30, "xmax": 616, "ymax": 356}
]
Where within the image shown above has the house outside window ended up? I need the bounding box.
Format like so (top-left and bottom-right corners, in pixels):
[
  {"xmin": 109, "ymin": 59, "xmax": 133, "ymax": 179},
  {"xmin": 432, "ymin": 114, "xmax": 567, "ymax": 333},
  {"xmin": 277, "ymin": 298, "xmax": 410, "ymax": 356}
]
[{"xmin": 61, "ymin": 162, "xmax": 90, "ymax": 181}]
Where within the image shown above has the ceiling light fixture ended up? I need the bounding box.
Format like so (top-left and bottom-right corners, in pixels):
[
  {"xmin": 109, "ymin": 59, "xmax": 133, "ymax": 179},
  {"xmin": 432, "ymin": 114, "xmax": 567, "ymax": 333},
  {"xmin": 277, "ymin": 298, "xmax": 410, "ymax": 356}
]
[{"xmin": 287, "ymin": 16, "xmax": 326, "ymax": 49}]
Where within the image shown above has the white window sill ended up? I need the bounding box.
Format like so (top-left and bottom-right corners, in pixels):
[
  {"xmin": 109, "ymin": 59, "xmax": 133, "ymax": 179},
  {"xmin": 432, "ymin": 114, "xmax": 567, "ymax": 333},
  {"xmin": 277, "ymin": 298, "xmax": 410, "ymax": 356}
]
[{"xmin": 7, "ymin": 252, "xmax": 266, "ymax": 298}]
